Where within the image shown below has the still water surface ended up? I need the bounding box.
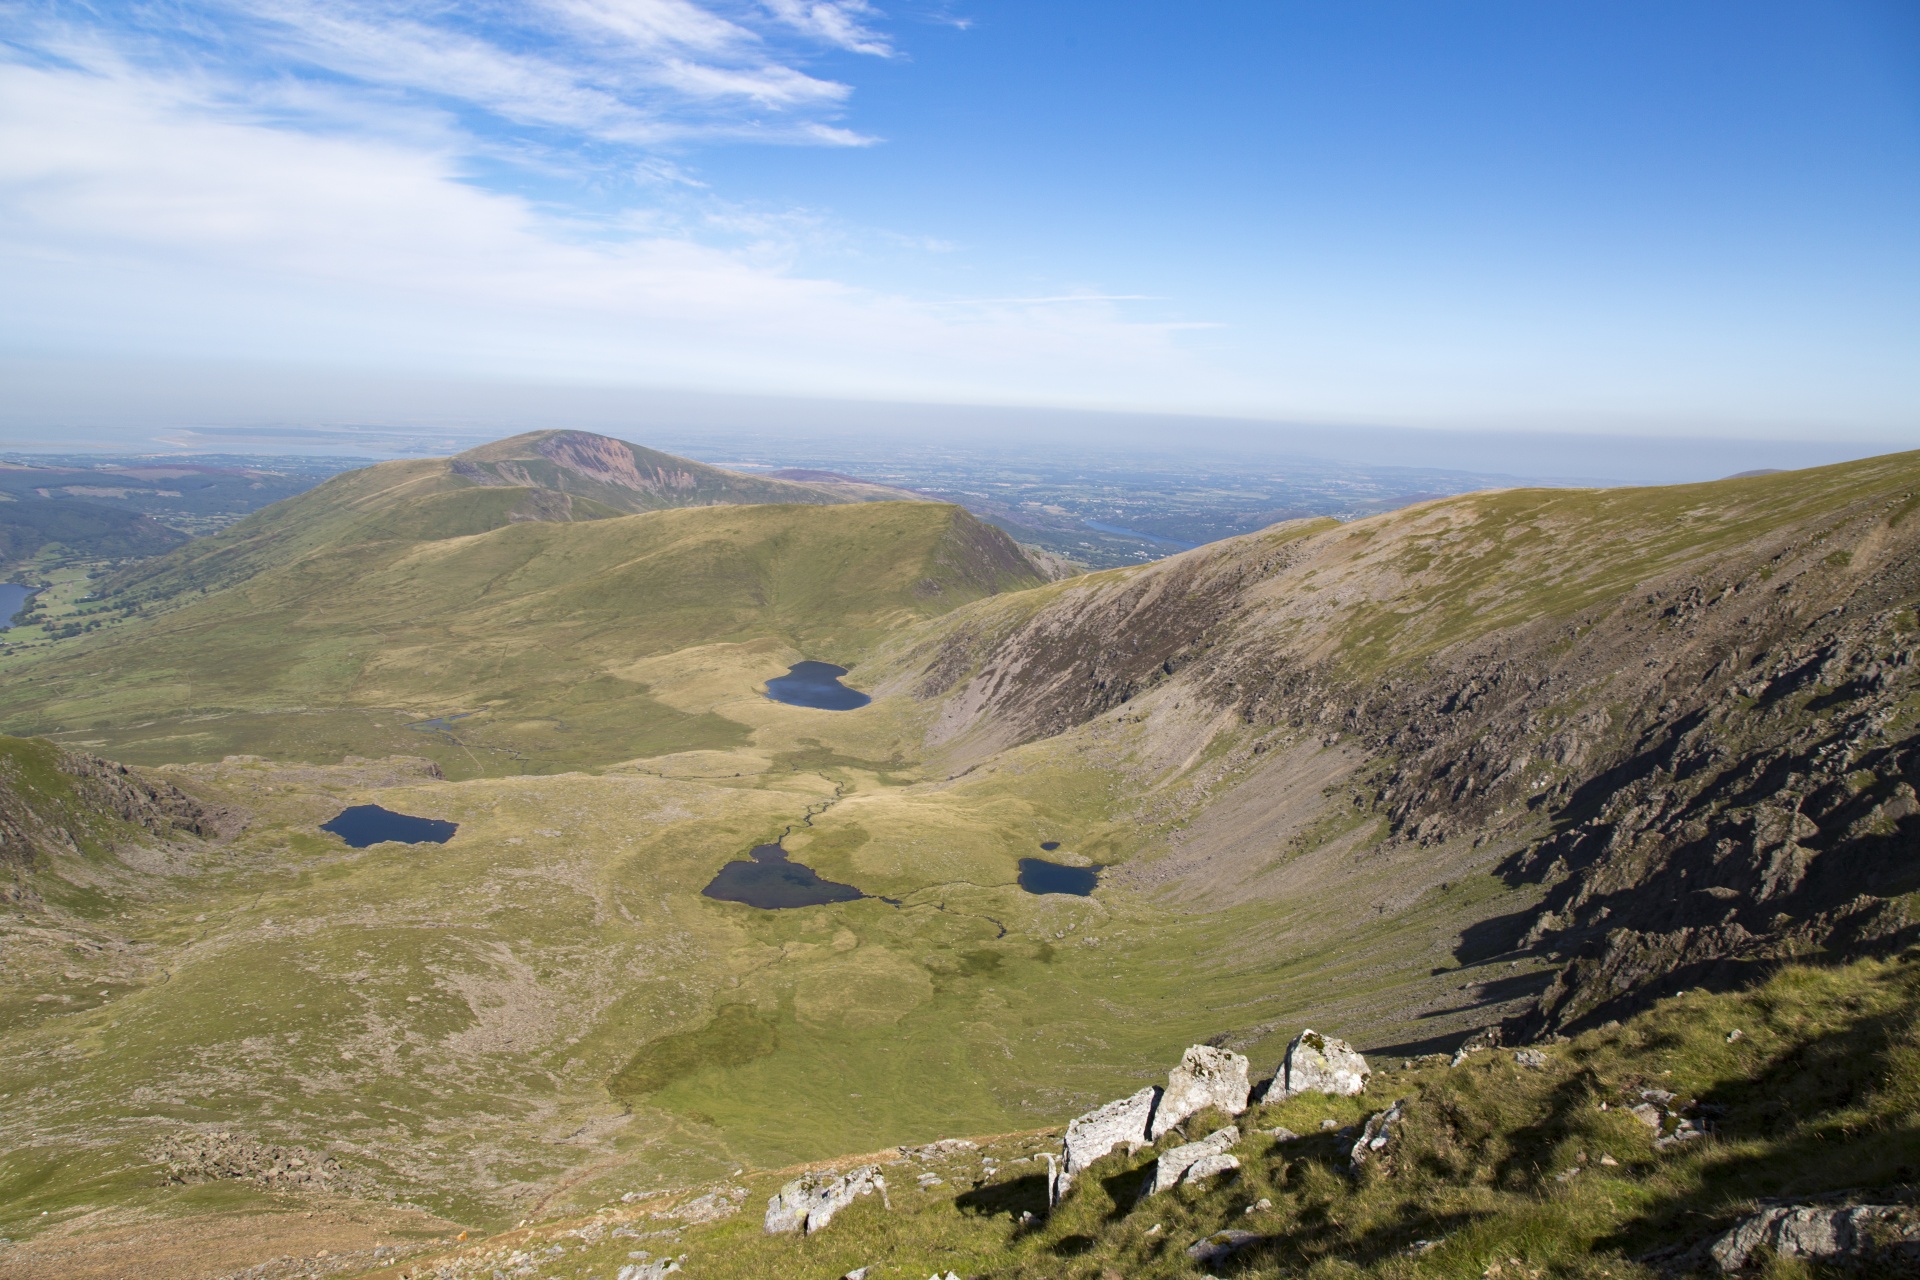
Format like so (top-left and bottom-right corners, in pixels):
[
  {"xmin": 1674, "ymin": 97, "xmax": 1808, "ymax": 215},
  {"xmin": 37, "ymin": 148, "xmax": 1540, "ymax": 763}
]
[
  {"xmin": 764, "ymin": 662, "xmax": 871, "ymax": 710},
  {"xmin": 1018, "ymin": 858, "xmax": 1100, "ymax": 896},
  {"xmin": 702, "ymin": 842, "xmax": 867, "ymax": 908},
  {"xmin": 322, "ymin": 805, "xmax": 459, "ymax": 849},
  {"xmin": 0, "ymin": 584, "xmax": 35, "ymax": 629}
]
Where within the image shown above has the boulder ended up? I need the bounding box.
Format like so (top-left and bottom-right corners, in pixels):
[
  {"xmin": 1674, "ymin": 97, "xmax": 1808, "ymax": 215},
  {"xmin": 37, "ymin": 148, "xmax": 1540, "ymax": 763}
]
[
  {"xmin": 763, "ymin": 1165, "xmax": 888, "ymax": 1235},
  {"xmin": 1709, "ymin": 1204, "xmax": 1920, "ymax": 1272},
  {"xmin": 1184, "ymin": 1151, "xmax": 1241, "ymax": 1184},
  {"xmin": 1258, "ymin": 1030, "xmax": 1370, "ymax": 1101},
  {"xmin": 1187, "ymin": 1229, "xmax": 1261, "ymax": 1266},
  {"xmin": 1149, "ymin": 1045, "xmax": 1251, "ymax": 1140},
  {"xmin": 1053, "ymin": 1086, "xmax": 1161, "ymax": 1203},
  {"xmin": 616, "ymin": 1261, "xmax": 680, "ymax": 1280},
  {"xmin": 1141, "ymin": 1125, "xmax": 1240, "ymax": 1198}
]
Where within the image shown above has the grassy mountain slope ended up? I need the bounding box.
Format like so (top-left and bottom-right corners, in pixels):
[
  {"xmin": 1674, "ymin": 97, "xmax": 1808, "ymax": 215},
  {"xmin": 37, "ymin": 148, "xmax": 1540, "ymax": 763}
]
[
  {"xmin": 99, "ymin": 431, "xmax": 896, "ymax": 605},
  {"xmin": 0, "ymin": 495, "xmax": 1041, "ymax": 776},
  {"xmin": 332, "ymin": 953, "xmax": 1920, "ymax": 1280},
  {"xmin": 5, "ymin": 449, "xmax": 1920, "ymax": 1276},
  {"xmin": 0, "ymin": 496, "xmax": 188, "ymax": 568}
]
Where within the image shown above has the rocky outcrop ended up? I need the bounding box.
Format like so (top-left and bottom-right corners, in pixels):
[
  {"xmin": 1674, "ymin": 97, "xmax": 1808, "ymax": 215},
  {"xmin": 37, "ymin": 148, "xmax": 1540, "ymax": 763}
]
[
  {"xmin": 1052, "ymin": 1086, "xmax": 1161, "ymax": 1203},
  {"xmin": 615, "ymin": 1259, "xmax": 682, "ymax": 1280},
  {"xmin": 1257, "ymin": 1030, "xmax": 1369, "ymax": 1102},
  {"xmin": 1349, "ymin": 1100, "xmax": 1405, "ymax": 1169},
  {"xmin": 0, "ymin": 736, "xmax": 242, "ymax": 871},
  {"xmin": 60, "ymin": 751, "xmax": 244, "ymax": 842},
  {"xmin": 764, "ymin": 1166, "xmax": 888, "ymax": 1235},
  {"xmin": 1141, "ymin": 1125, "xmax": 1241, "ymax": 1198},
  {"xmin": 1707, "ymin": 1203, "xmax": 1920, "ymax": 1273},
  {"xmin": 1149, "ymin": 1045, "xmax": 1251, "ymax": 1140},
  {"xmin": 1187, "ymin": 1229, "xmax": 1262, "ymax": 1267},
  {"xmin": 151, "ymin": 1131, "xmax": 369, "ymax": 1193}
]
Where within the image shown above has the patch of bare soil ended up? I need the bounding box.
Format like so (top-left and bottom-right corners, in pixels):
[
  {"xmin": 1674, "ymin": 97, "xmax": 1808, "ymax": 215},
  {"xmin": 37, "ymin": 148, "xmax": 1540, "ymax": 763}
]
[{"xmin": 0, "ymin": 1200, "xmax": 461, "ymax": 1280}]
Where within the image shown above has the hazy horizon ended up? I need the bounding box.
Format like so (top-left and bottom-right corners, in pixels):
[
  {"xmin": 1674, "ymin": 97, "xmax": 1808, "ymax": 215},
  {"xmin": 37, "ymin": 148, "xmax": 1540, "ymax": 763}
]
[
  {"xmin": 3, "ymin": 2, "xmax": 1915, "ymax": 454},
  {"xmin": 0, "ymin": 358, "xmax": 1899, "ymax": 487}
]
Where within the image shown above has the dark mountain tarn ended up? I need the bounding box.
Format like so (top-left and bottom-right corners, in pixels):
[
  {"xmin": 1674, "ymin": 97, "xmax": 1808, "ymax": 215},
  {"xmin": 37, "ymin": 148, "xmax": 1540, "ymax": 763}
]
[
  {"xmin": 702, "ymin": 842, "xmax": 867, "ymax": 908},
  {"xmin": 321, "ymin": 804, "xmax": 458, "ymax": 848},
  {"xmin": 1018, "ymin": 858, "xmax": 1100, "ymax": 896},
  {"xmin": 764, "ymin": 661, "xmax": 871, "ymax": 710}
]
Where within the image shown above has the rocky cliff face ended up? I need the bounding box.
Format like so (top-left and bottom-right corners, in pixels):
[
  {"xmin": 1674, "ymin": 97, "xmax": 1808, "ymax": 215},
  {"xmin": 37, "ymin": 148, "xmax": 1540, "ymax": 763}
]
[
  {"xmin": 902, "ymin": 457, "xmax": 1920, "ymax": 1037},
  {"xmin": 0, "ymin": 736, "xmax": 240, "ymax": 870}
]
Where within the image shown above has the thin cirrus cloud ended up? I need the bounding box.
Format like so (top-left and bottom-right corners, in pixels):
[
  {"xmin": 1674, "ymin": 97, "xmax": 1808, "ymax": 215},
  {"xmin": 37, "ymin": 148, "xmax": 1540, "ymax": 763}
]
[
  {"xmin": 0, "ymin": 2, "xmax": 1208, "ymax": 408},
  {"xmin": 202, "ymin": 0, "xmax": 862, "ymax": 137}
]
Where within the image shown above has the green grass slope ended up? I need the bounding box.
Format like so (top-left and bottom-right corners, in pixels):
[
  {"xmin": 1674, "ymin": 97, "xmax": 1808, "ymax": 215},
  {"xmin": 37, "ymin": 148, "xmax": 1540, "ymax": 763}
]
[
  {"xmin": 99, "ymin": 431, "xmax": 879, "ymax": 606},
  {"xmin": 0, "ymin": 499, "xmax": 1042, "ymax": 774},
  {"xmin": 361, "ymin": 953, "xmax": 1920, "ymax": 1280},
  {"xmin": 6, "ymin": 451, "xmax": 1920, "ymax": 1278}
]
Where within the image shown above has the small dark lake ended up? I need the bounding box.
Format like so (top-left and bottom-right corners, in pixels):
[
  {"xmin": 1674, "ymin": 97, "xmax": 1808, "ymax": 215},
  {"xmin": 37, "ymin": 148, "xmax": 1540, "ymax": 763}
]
[
  {"xmin": 764, "ymin": 662, "xmax": 871, "ymax": 711},
  {"xmin": 409, "ymin": 712, "xmax": 479, "ymax": 733},
  {"xmin": 0, "ymin": 584, "xmax": 36, "ymax": 630},
  {"xmin": 702, "ymin": 842, "xmax": 867, "ymax": 909},
  {"xmin": 1018, "ymin": 858, "xmax": 1100, "ymax": 896},
  {"xmin": 322, "ymin": 805, "xmax": 459, "ymax": 849}
]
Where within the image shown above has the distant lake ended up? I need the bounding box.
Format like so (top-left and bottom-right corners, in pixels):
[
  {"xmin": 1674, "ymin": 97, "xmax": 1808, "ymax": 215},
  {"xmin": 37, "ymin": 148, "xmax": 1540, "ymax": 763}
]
[
  {"xmin": 409, "ymin": 712, "xmax": 480, "ymax": 733},
  {"xmin": 1079, "ymin": 520, "xmax": 1198, "ymax": 551},
  {"xmin": 0, "ymin": 584, "xmax": 36, "ymax": 630},
  {"xmin": 702, "ymin": 841, "xmax": 867, "ymax": 909},
  {"xmin": 1018, "ymin": 858, "xmax": 1101, "ymax": 896},
  {"xmin": 764, "ymin": 662, "xmax": 871, "ymax": 711},
  {"xmin": 322, "ymin": 805, "xmax": 459, "ymax": 849}
]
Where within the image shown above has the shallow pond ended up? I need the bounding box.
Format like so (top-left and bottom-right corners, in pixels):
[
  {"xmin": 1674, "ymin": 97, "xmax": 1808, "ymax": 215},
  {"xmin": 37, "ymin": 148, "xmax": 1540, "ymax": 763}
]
[
  {"xmin": 0, "ymin": 584, "xmax": 36, "ymax": 630},
  {"xmin": 322, "ymin": 804, "xmax": 459, "ymax": 849},
  {"xmin": 764, "ymin": 662, "xmax": 871, "ymax": 711},
  {"xmin": 409, "ymin": 712, "xmax": 480, "ymax": 733},
  {"xmin": 1018, "ymin": 857, "xmax": 1100, "ymax": 896},
  {"xmin": 702, "ymin": 842, "xmax": 867, "ymax": 908}
]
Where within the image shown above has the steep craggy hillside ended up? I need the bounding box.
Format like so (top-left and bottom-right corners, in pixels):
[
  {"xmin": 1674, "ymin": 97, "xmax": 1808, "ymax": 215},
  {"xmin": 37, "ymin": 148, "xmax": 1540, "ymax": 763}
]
[
  {"xmin": 894, "ymin": 454, "xmax": 1920, "ymax": 1036},
  {"xmin": 0, "ymin": 735, "xmax": 237, "ymax": 873}
]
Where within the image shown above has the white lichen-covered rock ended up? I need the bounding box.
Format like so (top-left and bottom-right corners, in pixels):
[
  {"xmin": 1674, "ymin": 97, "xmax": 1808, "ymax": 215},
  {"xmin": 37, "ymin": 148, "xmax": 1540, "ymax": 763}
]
[
  {"xmin": 1142, "ymin": 1125, "xmax": 1240, "ymax": 1198},
  {"xmin": 616, "ymin": 1259, "xmax": 681, "ymax": 1280},
  {"xmin": 1349, "ymin": 1100, "xmax": 1406, "ymax": 1168},
  {"xmin": 1052, "ymin": 1086, "xmax": 1161, "ymax": 1203},
  {"xmin": 1184, "ymin": 1150, "xmax": 1241, "ymax": 1184},
  {"xmin": 1709, "ymin": 1204, "xmax": 1920, "ymax": 1272},
  {"xmin": 1258, "ymin": 1029, "xmax": 1370, "ymax": 1101},
  {"xmin": 763, "ymin": 1165, "xmax": 888, "ymax": 1235},
  {"xmin": 1149, "ymin": 1045, "xmax": 1252, "ymax": 1140}
]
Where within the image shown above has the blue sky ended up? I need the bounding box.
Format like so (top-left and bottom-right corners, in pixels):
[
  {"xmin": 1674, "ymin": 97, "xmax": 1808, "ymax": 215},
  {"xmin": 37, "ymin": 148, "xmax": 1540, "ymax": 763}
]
[{"xmin": 1, "ymin": 0, "xmax": 1916, "ymax": 441}]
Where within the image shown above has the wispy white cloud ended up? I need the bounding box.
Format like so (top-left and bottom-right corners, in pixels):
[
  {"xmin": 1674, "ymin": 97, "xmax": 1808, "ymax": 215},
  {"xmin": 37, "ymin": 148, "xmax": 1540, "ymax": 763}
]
[
  {"xmin": 13, "ymin": 0, "xmax": 881, "ymax": 157},
  {"xmin": 0, "ymin": 53, "xmax": 1206, "ymax": 408},
  {"xmin": 539, "ymin": 0, "xmax": 752, "ymax": 54},
  {"xmin": 762, "ymin": 1, "xmax": 894, "ymax": 56}
]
